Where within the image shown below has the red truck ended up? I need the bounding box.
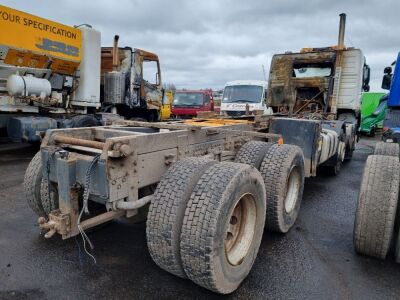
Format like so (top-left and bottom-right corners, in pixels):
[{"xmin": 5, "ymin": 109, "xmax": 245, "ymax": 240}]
[{"xmin": 171, "ymin": 89, "xmax": 218, "ymax": 118}]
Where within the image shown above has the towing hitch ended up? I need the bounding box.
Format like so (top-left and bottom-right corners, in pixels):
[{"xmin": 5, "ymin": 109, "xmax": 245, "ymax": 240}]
[{"xmin": 38, "ymin": 209, "xmax": 71, "ymax": 238}]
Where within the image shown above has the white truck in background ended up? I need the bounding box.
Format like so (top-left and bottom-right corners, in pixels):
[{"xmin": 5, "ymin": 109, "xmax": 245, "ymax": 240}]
[{"xmin": 220, "ymin": 80, "xmax": 273, "ymax": 117}]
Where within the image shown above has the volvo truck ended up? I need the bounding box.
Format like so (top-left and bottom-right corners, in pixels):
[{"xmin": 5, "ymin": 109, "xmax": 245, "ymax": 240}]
[{"xmin": 22, "ymin": 13, "xmax": 371, "ymax": 294}]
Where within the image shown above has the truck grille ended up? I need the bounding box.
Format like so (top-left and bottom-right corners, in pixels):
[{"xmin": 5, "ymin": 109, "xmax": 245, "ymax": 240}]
[{"xmin": 226, "ymin": 111, "xmax": 246, "ymax": 117}]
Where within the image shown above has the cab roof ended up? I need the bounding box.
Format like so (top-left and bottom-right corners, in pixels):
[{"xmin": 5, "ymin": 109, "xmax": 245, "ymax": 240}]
[{"xmin": 224, "ymin": 80, "xmax": 267, "ymax": 88}]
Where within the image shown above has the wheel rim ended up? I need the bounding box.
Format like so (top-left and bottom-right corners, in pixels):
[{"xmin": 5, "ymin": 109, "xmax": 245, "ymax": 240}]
[
  {"xmin": 225, "ymin": 193, "xmax": 257, "ymax": 266},
  {"xmin": 284, "ymin": 166, "xmax": 301, "ymax": 214}
]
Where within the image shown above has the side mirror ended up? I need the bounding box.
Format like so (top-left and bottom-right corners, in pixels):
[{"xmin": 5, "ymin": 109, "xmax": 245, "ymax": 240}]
[
  {"xmin": 384, "ymin": 66, "xmax": 392, "ymax": 75},
  {"xmin": 382, "ymin": 74, "xmax": 392, "ymax": 90}
]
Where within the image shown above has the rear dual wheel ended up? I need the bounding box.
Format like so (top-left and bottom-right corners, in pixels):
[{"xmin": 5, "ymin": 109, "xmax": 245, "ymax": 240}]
[
  {"xmin": 146, "ymin": 159, "xmax": 266, "ymax": 294},
  {"xmin": 235, "ymin": 142, "xmax": 305, "ymax": 233},
  {"xmin": 260, "ymin": 144, "xmax": 305, "ymax": 233},
  {"xmin": 146, "ymin": 158, "xmax": 217, "ymax": 278},
  {"xmin": 180, "ymin": 162, "xmax": 266, "ymax": 294}
]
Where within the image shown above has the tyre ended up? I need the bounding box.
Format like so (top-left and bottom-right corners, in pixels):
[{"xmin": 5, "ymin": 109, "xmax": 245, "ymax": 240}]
[
  {"xmin": 24, "ymin": 152, "xmax": 46, "ymax": 217},
  {"xmin": 338, "ymin": 113, "xmax": 356, "ymax": 160},
  {"xmin": 396, "ymin": 231, "xmax": 400, "ymax": 264},
  {"xmin": 374, "ymin": 141, "xmax": 399, "ymax": 157},
  {"xmin": 260, "ymin": 144, "xmax": 305, "ymax": 233},
  {"xmin": 146, "ymin": 158, "xmax": 217, "ymax": 278},
  {"xmin": 71, "ymin": 115, "xmax": 99, "ymax": 128},
  {"xmin": 129, "ymin": 117, "xmax": 147, "ymax": 122},
  {"xmin": 234, "ymin": 141, "xmax": 274, "ymax": 169},
  {"xmin": 180, "ymin": 163, "xmax": 266, "ymax": 294},
  {"xmin": 353, "ymin": 155, "xmax": 400, "ymax": 259},
  {"xmin": 369, "ymin": 127, "xmax": 376, "ymax": 137},
  {"xmin": 40, "ymin": 179, "xmax": 59, "ymax": 215},
  {"xmin": 327, "ymin": 157, "xmax": 342, "ymax": 176}
]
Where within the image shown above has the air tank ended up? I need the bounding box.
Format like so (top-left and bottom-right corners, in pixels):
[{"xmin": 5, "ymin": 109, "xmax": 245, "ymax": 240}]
[
  {"xmin": 104, "ymin": 71, "xmax": 125, "ymax": 104},
  {"xmin": 7, "ymin": 74, "xmax": 51, "ymax": 98},
  {"xmin": 72, "ymin": 26, "xmax": 101, "ymax": 106}
]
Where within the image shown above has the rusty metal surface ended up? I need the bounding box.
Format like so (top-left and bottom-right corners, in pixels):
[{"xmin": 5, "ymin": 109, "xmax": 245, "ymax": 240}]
[
  {"xmin": 54, "ymin": 135, "xmax": 105, "ymax": 150},
  {"xmin": 100, "ymin": 45, "xmax": 163, "ymax": 114},
  {"xmin": 4, "ymin": 140, "xmax": 400, "ymax": 299},
  {"xmin": 267, "ymin": 51, "xmax": 337, "ymax": 115},
  {"xmin": 39, "ymin": 121, "xmax": 259, "ymax": 239}
]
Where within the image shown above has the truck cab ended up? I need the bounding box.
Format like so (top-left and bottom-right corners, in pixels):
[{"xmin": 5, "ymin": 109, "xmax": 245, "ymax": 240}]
[
  {"xmin": 220, "ymin": 80, "xmax": 272, "ymax": 117},
  {"xmin": 381, "ymin": 53, "xmax": 400, "ymax": 142},
  {"xmin": 171, "ymin": 90, "xmax": 214, "ymax": 118}
]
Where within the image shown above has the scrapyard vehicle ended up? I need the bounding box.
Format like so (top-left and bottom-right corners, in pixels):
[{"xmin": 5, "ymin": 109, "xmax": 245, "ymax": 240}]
[
  {"xmin": 353, "ymin": 53, "xmax": 400, "ymax": 263},
  {"xmin": 265, "ymin": 13, "xmax": 370, "ymax": 174},
  {"xmin": 24, "ymin": 116, "xmax": 329, "ymax": 293},
  {"xmin": 359, "ymin": 92, "xmax": 387, "ymax": 136},
  {"xmin": 23, "ymin": 13, "xmax": 370, "ymax": 294},
  {"xmin": 171, "ymin": 89, "xmax": 216, "ymax": 118},
  {"xmin": 220, "ymin": 80, "xmax": 273, "ymax": 117},
  {"xmin": 0, "ymin": 5, "xmax": 163, "ymax": 143}
]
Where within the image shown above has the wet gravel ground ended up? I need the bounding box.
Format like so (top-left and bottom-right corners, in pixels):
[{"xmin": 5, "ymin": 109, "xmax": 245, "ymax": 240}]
[{"xmin": 1, "ymin": 137, "xmax": 400, "ymax": 300}]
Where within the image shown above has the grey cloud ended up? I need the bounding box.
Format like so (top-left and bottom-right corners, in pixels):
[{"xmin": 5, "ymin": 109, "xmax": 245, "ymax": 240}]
[{"xmin": 2, "ymin": 0, "xmax": 399, "ymax": 90}]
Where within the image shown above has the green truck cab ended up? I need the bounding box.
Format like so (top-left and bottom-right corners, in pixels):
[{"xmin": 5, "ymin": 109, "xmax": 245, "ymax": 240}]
[{"xmin": 359, "ymin": 92, "xmax": 387, "ymax": 136}]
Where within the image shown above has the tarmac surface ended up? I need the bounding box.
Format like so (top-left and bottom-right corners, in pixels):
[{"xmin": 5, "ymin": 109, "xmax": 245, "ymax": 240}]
[{"xmin": 1, "ymin": 137, "xmax": 400, "ymax": 300}]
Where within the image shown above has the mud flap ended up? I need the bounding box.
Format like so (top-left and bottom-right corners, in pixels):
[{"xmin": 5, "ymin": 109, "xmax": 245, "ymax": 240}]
[{"xmin": 269, "ymin": 118, "xmax": 320, "ymax": 176}]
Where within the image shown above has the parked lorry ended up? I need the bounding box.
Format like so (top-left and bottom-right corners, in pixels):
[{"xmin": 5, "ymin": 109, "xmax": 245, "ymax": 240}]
[
  {"xmin": 0, "ymin": 5, "xmax": 163, "ymax": 142},
  {"xmin": 23, "ymin": 14, "xmax": 370, "ymax": 294},
  {"xmin": 220, "ymin": 80, "xmax": 272, "ymax": 117},
  {"xmin": 171, "ymin": 89, "xmax": 216, "ymax": 118},
  {"xmin": 353, "ymin": 53, "xmax": 400, "ymax": 263},
  {"xmin": 359, "ymin": 92, "xmax": 387, "ymax": 136},
  {"xmin": 266, "ymin": 14, "xmax": 370, "ymax": 165},
  {"xmin": 160, "ymin": 89, "xmax": 174, "ymax": 120}
]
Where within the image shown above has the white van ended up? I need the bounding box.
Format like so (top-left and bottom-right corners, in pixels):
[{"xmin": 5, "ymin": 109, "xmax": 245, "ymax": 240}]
[{"xmin": 220, "ymin": 80, "xmax": 273, "ymax": 117}]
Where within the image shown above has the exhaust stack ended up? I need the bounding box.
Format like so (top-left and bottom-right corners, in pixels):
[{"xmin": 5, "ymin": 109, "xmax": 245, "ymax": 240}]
[
  {"xmin": 112, "ymin": 35, "xmax": 120, "ymax": 71},
  {"xmin": 338, "ymin": 13, "xmax": 346, "ymax": 50}
]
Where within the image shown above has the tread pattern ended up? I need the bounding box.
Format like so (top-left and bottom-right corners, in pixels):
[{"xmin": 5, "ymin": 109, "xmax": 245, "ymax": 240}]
[
  {"xmin": 396, "ymin": 231, "xmax": 400, "ymax": 264},
  {"xmin": 146, "ymin": 157, "xmax": 216, "ymax": 278},
  {"xmin": 180, "ymin": 162, "xmax": 266, "ymax": 294},
  {"xmin": 71, "ymin": 115, "xmax": 99, "ymax": 127},
  {"xmin": 259, "ymin": 144, "xmax": 304, "ymax": 233},
  {"xmin": 23, "ymin": 152, "xmax": 46, "ymax": 217},
  {"xmin": 234, "ymin": 141, "xmax": 274, "ymax": 169},
  {"xmin": 353, "ymin": 155, "xmax": 400, "ymax": 259},
  {"xmin": 374, "ymin": 142, "xmax": 399, "ymax": 157},
  {"xmin": 40, "ymin": 179, "xmax": 59, "ymax": 215}
]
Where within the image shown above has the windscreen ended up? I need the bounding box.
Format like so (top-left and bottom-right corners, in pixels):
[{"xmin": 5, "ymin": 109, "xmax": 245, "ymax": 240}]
[
  {"xmin": 173, "ymin": 93, "xmax": 204, "ymax": 106},
  {"xmin": 222, "ymin": 85, "xmax": 263, "ymax": 103},
  {"xmin": 293, "ymin": 63, "xmax": 332, "ymax": 78}
]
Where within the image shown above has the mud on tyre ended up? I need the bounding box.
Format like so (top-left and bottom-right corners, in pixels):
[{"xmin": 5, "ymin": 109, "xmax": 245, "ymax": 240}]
[
  {"xmin": 374, "ymin": 141, "xmax": 399, "ymax": 157},
  {"xmin": 234, "ymin": 140, "xmax": 274, "ymax": 169},
  {"xmin": 353, "ymin": 155, "xmax": 400, "ymax": 259},
  {"xmin": 146, "ymin": 158, "xmax": 217, "ymax": 278},
  {"xmin": 180, "ymin": 162, "xmax": 266, "ymax": 294},
  {"xmin": 24, "ymin": 152, "xmax": 46, "ymax": 217},
  {"xmin": 260, "ymin": 144, "xmax": 305, "ymax": 233}
]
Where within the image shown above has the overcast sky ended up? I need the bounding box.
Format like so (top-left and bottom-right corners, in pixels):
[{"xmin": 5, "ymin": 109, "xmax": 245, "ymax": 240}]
[{"xmin": 2, "ymin": 0, "xmax": 399, "ymax": 91}]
